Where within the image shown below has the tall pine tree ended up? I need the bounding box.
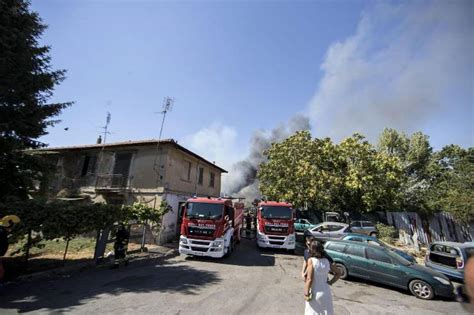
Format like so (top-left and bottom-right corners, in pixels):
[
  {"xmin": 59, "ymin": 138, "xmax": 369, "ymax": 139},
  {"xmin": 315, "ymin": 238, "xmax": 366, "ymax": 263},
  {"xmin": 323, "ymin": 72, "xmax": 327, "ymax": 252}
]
[{"xmin": 0, "ymin": 0, "xmax": 71, "ymax": 201}]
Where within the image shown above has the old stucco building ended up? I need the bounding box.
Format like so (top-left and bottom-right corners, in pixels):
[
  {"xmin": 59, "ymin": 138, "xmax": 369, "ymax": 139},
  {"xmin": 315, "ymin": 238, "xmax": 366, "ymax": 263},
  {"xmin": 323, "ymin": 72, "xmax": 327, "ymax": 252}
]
[{"xmin": 37, "ymin": 139, "xmax": 227, "ymax": 243}]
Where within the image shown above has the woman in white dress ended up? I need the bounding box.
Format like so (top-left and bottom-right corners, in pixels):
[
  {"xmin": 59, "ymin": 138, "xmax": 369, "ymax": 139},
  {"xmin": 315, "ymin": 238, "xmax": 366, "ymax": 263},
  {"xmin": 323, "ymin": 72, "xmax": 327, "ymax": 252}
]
[{"xmin": 304, "ymin": 240, "xmax": 340, "ymax": 315}]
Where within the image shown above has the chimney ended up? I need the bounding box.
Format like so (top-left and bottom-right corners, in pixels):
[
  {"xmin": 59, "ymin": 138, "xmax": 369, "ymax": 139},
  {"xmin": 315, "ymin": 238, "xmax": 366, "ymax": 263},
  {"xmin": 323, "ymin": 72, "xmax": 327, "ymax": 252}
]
[{"xmin": 97, "ymin": 135, "xmax": 102, "ymax": 144}]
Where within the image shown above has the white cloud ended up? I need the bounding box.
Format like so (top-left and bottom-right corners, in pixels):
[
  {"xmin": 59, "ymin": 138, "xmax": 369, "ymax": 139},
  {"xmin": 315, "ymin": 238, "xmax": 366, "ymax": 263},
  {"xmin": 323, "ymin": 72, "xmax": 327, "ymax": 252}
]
[
  {"xmin": 309, "ymin": 1, "xmax": 473, "ymax": 143},
  {"xmin": 181, "ymin": 123, "xmax": 241, "ymax": 172}
]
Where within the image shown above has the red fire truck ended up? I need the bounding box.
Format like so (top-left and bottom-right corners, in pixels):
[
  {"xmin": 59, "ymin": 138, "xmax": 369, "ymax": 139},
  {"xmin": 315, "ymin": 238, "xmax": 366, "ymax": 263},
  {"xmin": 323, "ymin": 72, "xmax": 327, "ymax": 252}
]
[
  {"xmin": 256, "ymin": 201, "xmax": 296, "ymax": 251},
  {"xmin": 179, "ymin": 197, "xmax": 244, "ymax": 258}
]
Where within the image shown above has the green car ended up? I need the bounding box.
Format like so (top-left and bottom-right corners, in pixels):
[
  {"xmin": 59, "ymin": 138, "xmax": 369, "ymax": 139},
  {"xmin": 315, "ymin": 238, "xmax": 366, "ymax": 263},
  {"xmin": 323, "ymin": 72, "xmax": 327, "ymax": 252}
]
[
  {"xmin": 325, "ymin": 240, "xmax": 454, "ymax": 300},
  {"xmin": 294, "ymin": 218, "xmax": 317, "ymax": 232}
]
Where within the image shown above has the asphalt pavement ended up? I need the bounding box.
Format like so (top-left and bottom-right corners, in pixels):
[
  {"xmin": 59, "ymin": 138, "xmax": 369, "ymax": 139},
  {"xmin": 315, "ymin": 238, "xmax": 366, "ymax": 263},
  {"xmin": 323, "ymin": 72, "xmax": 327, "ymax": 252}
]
[{"xmin": 0, "ymin": 236, "xmax": 470, "ymax": 314}]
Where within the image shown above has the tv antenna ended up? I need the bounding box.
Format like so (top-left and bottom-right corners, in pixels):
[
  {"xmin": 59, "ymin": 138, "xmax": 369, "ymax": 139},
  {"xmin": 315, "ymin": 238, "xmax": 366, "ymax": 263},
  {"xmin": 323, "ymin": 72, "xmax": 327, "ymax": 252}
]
[
  {"xmin": 100, "ymin": 112, "xmax": 112, "ymax": 144},
  {"xmin": 157, "ymin": 97, "xmax": 173, "ymax": 142},
  {"xmin": 153, "ymin": 97, "xmax": 174, "ymax": 177}
]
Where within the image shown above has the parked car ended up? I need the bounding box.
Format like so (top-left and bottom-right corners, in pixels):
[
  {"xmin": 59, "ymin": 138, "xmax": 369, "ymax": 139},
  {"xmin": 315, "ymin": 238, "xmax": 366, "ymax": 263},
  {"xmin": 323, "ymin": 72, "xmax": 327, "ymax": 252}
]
[
  {"xmin": 294, "ymin": 218, "xmax": 317, "ymax": 232},
  {"xmin": 350, "ymin": 220, "xmax": 378, "ymax": 237},
  {"xmin": 325, "ymin": 240, "xmax": 454, "ymax": 300},
  {"xmin": 425, "ymin": 241, "xmax": 474, "ymax": 282},
  {"xmin": 303, "ymin": 222, "xmax": 352, "ymax": 242},
  {"xmin": 341, "ymin": 233, "xmax": 417, "ymax": 264}
]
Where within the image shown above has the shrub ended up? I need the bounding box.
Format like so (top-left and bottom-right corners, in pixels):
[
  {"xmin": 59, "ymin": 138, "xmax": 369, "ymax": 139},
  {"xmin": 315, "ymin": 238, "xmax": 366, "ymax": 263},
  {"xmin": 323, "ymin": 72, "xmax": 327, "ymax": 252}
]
[{"xmin": 376, "ymin": 222, "xmax": 397, "ymax": 242}]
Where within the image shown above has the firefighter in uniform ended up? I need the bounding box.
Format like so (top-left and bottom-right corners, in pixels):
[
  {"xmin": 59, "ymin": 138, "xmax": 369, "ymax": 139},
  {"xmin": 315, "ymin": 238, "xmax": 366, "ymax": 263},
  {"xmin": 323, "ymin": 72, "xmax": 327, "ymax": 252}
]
[{"xmin": 112, "ymin": 224, "xmax": 130, "ymax": 268}]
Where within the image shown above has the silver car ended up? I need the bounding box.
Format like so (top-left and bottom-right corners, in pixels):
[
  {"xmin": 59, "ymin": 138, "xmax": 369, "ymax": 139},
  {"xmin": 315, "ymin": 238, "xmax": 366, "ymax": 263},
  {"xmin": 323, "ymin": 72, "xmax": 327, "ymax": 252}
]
[
  {"xmin": 304, "ymin": 222, "xmax": 352, "ymax": 242},
  {"xmin": 349, "ymin": 220, "xmax": 378, "ymax": 237},
  {"xmin": 425, "ymin": 241, "xmax": 474, "ymax": 282}
]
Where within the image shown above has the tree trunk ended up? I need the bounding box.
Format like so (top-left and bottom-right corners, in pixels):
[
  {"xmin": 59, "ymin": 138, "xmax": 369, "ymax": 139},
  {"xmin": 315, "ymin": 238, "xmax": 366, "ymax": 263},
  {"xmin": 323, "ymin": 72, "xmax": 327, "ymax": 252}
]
[
  {"xmin": 63, "ymin": 238, "xmax": 70, "ymax": 265},
  {"xmin": 24, "ymin": 229, "xmax": 32, "ymax": 269},
  {"xmin": 93, "ymin": 230, "xmax": 100, "ymax": 261},
  {"xmin": 141, "ymin": 221, "xmax": 147, "ymax": 251}
]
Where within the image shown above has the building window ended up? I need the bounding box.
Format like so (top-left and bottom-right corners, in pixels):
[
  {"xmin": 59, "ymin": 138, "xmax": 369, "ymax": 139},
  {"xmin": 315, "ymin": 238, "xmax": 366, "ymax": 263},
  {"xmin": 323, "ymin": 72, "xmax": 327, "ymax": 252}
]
[
  {"xmin": 209, "ymin": 172, "xmax": 215, "ymax": 188},
  {"xmin": 198, "ymin": 167, "xmax": 204, "ymax": 185},
  {"xmin": 81, "ymin": 155, "xmax": 97, "ymax": 177},
  {"xmin": 186, "ymin": 161, "xmax": 192, "ymax": 181}
]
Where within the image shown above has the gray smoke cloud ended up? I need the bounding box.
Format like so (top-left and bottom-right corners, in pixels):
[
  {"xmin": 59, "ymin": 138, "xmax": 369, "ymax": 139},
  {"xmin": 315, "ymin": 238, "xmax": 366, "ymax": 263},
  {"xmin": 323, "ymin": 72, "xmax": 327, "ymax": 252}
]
[
  {"xmin": 222, "ymin": 114, "xmax": 311, "ymax": 202},
  {"xmin": 309, "ymin": 1, "xmax": 473, "ymax": 145}
]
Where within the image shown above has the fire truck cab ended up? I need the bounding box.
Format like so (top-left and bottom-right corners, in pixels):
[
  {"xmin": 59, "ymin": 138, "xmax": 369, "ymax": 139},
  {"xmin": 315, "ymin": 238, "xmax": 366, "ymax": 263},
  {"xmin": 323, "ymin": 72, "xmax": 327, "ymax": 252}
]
[
  {"xmin": 179, "ymin": 197, "xmax": 243, "ymax": 258},
  {"xmin": 256, "ymin": 201, "xmax": 296, "ymax": 251}
]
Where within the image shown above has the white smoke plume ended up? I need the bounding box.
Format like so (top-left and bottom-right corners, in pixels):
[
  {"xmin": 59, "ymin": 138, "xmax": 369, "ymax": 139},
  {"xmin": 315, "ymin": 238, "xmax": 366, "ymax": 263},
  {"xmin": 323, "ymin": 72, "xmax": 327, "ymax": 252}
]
[
  {"xmin": 222, "ymin": 114, "xmax": 311, "ymax": 202},
  {"xmin": 309, "ymin": 1, "xmax": 473, "ymax": 144}
]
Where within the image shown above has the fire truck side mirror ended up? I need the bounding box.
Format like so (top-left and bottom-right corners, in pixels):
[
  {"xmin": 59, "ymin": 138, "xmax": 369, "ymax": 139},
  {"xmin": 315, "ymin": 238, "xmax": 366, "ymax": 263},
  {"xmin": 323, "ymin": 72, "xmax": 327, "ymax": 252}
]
[{"xmin": 180, "ymin": 204, "xmax": 186, "ymax": 217}]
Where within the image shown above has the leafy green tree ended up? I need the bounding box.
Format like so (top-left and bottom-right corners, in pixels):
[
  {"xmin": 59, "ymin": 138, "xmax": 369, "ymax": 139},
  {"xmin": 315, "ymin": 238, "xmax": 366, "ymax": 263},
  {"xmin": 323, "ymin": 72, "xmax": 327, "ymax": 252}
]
[
  {"xmin": 377, "ymin": 128, "xmax": 409, "ymax": 159},
  {"xmin": 428, "ymin": 146, "xmax": 474, "ymax": 223},
  {"xmin": 258, "ymin": 131, "xmax": 402, "ymax": 215},
  {"xmin": 337, "ymin": 133, "xmax": 402, "ymax": 213},
  {"xmin": 377, "ymin": 129, "xmax": 434, "ymax": 215},
  {"xmin": 125, "ymin": 201, "xmax": 171, "ymax": 224},
  {"xmin": 0, "ymin": 0, "xmax": 71, "ymax": 202}
]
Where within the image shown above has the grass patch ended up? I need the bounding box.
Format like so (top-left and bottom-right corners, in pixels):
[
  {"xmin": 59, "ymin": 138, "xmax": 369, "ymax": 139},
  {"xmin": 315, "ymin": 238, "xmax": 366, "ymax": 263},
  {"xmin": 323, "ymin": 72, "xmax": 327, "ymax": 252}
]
[{"xmin": 8, "ymin": 237, "xmax": 96, "ymax": 259}]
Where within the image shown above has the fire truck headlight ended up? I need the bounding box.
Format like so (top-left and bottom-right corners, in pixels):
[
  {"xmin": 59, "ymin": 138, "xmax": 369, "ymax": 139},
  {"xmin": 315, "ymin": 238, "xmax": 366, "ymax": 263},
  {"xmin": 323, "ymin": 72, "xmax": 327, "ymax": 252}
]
[
  {"xmin": 288, "ymin": 234, "xmax": 296, "ymax": 242},
  {"xmin": 212, "ymin": 240, "xmax": 223, "ymax": 248},
  {"xmin": 180, "ymin": 236, "xmax": 188, "ymax": 245}
]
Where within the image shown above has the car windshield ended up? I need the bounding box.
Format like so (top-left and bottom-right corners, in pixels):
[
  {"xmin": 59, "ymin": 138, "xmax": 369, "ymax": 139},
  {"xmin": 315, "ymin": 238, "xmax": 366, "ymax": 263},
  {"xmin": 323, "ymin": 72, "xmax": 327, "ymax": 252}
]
[
  {"xmin": 186, "ymin": 202, "xmax": 223, "ymax": 219},
  {"xmin": 388, "ymin": 250, "xmax": 412, "ymax": 266},
  {"xmin": 261, "ymin": 206, "xmax": 292, "ymax": 219}
]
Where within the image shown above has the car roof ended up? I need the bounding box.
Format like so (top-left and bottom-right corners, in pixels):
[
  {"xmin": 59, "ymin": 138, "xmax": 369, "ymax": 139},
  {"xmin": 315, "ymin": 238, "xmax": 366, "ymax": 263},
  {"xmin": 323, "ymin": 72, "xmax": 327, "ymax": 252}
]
[
  {"xmin": 430, "ymin": 241, "xmax": 474, "ymax": 249},
  {"xmin": 343, "ymin": 233, "xmax": 377, "ymax": 240},
  {"xmin": 325, "ymin": 239, "xmax": 385, "ymax": 250},
  {"xmin": 317, "ymin": 221, "xmax": 348, "ymax": 226}
]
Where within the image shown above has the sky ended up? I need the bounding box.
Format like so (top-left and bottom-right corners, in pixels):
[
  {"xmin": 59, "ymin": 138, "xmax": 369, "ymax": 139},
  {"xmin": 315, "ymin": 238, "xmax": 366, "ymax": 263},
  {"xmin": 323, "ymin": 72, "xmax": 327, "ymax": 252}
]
[{"xmin": 33, "ymin": 0, "xmax": 473, "ymax": 174}]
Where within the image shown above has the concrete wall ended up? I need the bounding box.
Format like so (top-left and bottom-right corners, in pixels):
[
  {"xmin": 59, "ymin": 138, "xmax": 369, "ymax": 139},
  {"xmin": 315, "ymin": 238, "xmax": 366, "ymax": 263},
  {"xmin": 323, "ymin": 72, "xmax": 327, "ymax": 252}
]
[
  {"xmin": 128, "ymin": 146, "xmax": 166, "ymax": 189},
  {"xmin": 157, "ymin": 193, "xmax": 190, "ymax": 244},
  {"xmin": 164, "ymin": 147, "xmax": 222, "ymax": 197}
]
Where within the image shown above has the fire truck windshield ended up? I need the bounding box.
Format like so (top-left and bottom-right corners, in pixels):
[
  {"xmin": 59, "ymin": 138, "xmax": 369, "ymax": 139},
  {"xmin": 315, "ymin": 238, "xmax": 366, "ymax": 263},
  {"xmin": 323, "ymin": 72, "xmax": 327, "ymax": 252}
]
[
  {"xmin": 187, "ymin": 202, "xmax": 223, "ymax": 219},
  {"xmin": 261, "ymin": 206, "xmax": 292, "ymax": 219}
]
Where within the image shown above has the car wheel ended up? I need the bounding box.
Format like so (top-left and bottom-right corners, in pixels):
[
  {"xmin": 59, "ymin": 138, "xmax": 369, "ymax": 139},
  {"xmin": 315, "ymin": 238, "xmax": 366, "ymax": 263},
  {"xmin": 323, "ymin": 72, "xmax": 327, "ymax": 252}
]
[
  {"xmin": 409, "ymin": 280, "xmax": 434, "ymax": 300},
  {"xmin": 370, "ymin": 232, "xmax": 377, "ymax": 237},
  {"xmin": 335, "ymin": 263, "xmax": 348, "ymax": 280}
]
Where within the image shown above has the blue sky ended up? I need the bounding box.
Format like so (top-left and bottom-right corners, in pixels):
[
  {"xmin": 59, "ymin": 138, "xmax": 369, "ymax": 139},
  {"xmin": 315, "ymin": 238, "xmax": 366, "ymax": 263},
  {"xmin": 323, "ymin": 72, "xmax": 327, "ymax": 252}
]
[{"xmin": 33, "ymin": 0, "xmax": 473, "ymax": 170}]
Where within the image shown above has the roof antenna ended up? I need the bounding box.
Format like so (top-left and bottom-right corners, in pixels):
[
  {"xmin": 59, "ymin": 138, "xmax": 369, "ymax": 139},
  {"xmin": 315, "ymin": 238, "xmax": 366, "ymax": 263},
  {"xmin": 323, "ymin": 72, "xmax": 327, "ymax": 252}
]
[
  {"xmin": 100, "ymin": 112, "xmax": 112, "ymax": 144},
  {"xmin": 153, "ymin": 97, "xmax": 174, "ymax": 184}
]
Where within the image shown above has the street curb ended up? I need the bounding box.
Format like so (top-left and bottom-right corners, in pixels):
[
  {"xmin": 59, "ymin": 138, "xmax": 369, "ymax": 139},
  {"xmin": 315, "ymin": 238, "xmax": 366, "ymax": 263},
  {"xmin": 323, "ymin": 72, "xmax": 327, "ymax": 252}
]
[{"xmin": 9, "ymin": 245, "xmax": 178, "ymax": 285}]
